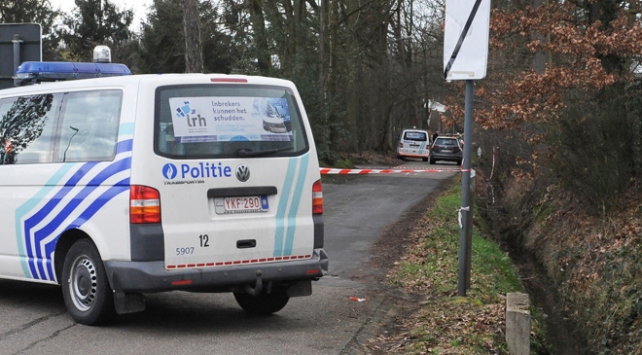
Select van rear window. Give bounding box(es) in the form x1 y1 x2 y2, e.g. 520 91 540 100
403 131 427 141
154 85 309 159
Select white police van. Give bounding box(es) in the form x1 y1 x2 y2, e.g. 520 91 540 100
396 128 430 161
0 56 327 325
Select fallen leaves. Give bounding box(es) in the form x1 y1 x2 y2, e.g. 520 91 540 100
364 184 514 354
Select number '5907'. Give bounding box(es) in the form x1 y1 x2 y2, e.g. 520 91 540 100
175 247 195 255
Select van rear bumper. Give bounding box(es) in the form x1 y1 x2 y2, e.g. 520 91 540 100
104 248 329 294
397 148 430 158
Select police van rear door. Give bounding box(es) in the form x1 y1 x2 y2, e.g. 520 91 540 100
148 77 319 270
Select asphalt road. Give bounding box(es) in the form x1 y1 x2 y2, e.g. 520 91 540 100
0 160 457 355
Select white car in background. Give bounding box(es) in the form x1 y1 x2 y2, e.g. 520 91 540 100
396 129 430 161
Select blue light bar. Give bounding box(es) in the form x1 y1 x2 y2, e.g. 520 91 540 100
15 61 132 85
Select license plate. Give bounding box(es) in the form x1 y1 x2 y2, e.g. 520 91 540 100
442 149 452 153
215 196 269 214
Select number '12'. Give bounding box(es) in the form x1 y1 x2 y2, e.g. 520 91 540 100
199 234 210 247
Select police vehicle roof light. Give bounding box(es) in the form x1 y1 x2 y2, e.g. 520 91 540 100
93 45 111 63
14 61 132 86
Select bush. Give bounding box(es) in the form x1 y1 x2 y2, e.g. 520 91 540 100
545 88 633 218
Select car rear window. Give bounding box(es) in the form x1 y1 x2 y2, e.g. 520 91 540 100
435 138 460 146
403 131 427 141
154 84 309 159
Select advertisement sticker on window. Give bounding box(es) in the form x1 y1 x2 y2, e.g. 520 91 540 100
168 97 292 143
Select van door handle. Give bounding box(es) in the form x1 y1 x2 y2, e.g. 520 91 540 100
237 239 256 249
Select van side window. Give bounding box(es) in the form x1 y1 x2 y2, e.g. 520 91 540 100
56 90 122 163
0 94 61 164
0 90 122 165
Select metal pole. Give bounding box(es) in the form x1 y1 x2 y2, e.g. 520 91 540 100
457 79 474 296
12 34 23 87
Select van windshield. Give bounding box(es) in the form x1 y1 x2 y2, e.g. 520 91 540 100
154 84 309 159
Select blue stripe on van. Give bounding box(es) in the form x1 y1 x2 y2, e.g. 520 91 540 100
41 180 130 281
15 164 75 278
274 158 298 256
22 162 98 278
28 158 131 279
116 139 133 155
284 154 309 255
19 132 133 281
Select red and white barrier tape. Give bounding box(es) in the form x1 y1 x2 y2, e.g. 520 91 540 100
320 167 461 175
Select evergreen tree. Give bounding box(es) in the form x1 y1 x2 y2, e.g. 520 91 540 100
137 0 240 74
58 0 133 62
137 0 185 74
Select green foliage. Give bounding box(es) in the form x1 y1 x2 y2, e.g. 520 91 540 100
471 232 523 302
135 0 240 75
136 0 184 74
333 158 354 169
546 87 633 218
57 0 134 62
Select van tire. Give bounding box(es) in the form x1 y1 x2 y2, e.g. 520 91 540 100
233 286 289 315
422 157 428 162
62 239 115 325
430 158 435 165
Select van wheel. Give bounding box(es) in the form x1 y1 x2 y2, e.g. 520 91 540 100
430 158 435 165
233 286 289 315
62 239 115 325
422 157 428 162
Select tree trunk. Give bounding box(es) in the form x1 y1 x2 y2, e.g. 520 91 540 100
319 0 327 102
345 0 360 152
250 0 270 76
293 0 307 80
530 0 546 73
182 0 203 73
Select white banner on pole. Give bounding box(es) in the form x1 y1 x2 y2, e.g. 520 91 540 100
443 0 491 81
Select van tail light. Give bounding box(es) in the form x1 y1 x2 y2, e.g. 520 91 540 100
130 185 161 224
312 179 323 215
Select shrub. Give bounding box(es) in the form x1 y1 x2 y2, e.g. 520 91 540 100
545 88 633 218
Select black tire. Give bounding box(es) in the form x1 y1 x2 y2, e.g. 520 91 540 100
456 159 462 166
397 155 405 160
422 157 428 162
429 158 435 165
62 239 115 325
234 286 290 315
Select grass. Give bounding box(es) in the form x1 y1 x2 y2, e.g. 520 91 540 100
375 179 545 354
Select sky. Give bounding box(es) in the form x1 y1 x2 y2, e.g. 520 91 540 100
53 0 152 29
